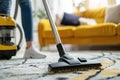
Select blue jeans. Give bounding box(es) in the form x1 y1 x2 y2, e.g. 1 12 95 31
0 0 33 41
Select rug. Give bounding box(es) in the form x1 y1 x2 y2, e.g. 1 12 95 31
0 51 120 80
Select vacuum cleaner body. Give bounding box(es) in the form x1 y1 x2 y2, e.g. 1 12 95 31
0 15 17 59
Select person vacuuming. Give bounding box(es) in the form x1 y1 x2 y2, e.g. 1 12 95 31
0 0 46 59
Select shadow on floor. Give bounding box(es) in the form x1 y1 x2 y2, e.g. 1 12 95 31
70 44 120 51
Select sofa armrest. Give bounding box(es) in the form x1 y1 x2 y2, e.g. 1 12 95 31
38 19 50 49
38 19 75 49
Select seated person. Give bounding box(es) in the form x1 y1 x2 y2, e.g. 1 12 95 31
55 12 97 26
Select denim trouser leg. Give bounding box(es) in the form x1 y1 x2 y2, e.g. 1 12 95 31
19 0 33 41
0 0 12 15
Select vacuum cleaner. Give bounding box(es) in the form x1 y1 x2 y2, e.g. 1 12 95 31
0 1 23 60
42 0 102 73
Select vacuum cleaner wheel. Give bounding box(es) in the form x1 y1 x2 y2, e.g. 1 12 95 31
0 50 16 60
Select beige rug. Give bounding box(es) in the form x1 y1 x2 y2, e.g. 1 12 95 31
0 51 120 80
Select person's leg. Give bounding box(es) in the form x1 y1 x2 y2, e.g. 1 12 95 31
19 0 46 59
0 0 12 15
18 0 33 47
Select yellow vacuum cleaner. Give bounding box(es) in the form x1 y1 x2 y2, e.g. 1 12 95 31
0 14 23 60
42 0 102 73
0 1 23 60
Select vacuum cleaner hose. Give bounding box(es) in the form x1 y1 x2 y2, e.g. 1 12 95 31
13 0 19 20
14 0 23 51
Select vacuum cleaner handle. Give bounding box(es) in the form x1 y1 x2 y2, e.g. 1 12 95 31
42 0 68 57
42 0 62 44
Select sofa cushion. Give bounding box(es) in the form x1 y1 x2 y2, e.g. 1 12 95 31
43 26 75 38
74 7 106 23
104 4 120 23
74 23 116 37
61 12 80 26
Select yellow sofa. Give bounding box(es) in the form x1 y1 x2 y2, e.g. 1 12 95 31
38 7 120 49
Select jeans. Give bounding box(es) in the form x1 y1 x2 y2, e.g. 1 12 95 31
0 0 33 41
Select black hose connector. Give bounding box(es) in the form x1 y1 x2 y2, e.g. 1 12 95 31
17 45 20 51
56 43 66 57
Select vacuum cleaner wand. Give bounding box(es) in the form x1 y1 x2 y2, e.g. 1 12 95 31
42 0 66 57
42 0 102 74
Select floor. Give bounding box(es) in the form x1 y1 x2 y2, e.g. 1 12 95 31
1 50 120 80
1 30 120 80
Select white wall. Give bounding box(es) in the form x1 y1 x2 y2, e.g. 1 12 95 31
89 0 108 8
116 0 120 4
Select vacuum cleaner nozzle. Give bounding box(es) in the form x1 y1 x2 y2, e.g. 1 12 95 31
48 51 102 74
47 43 102 74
